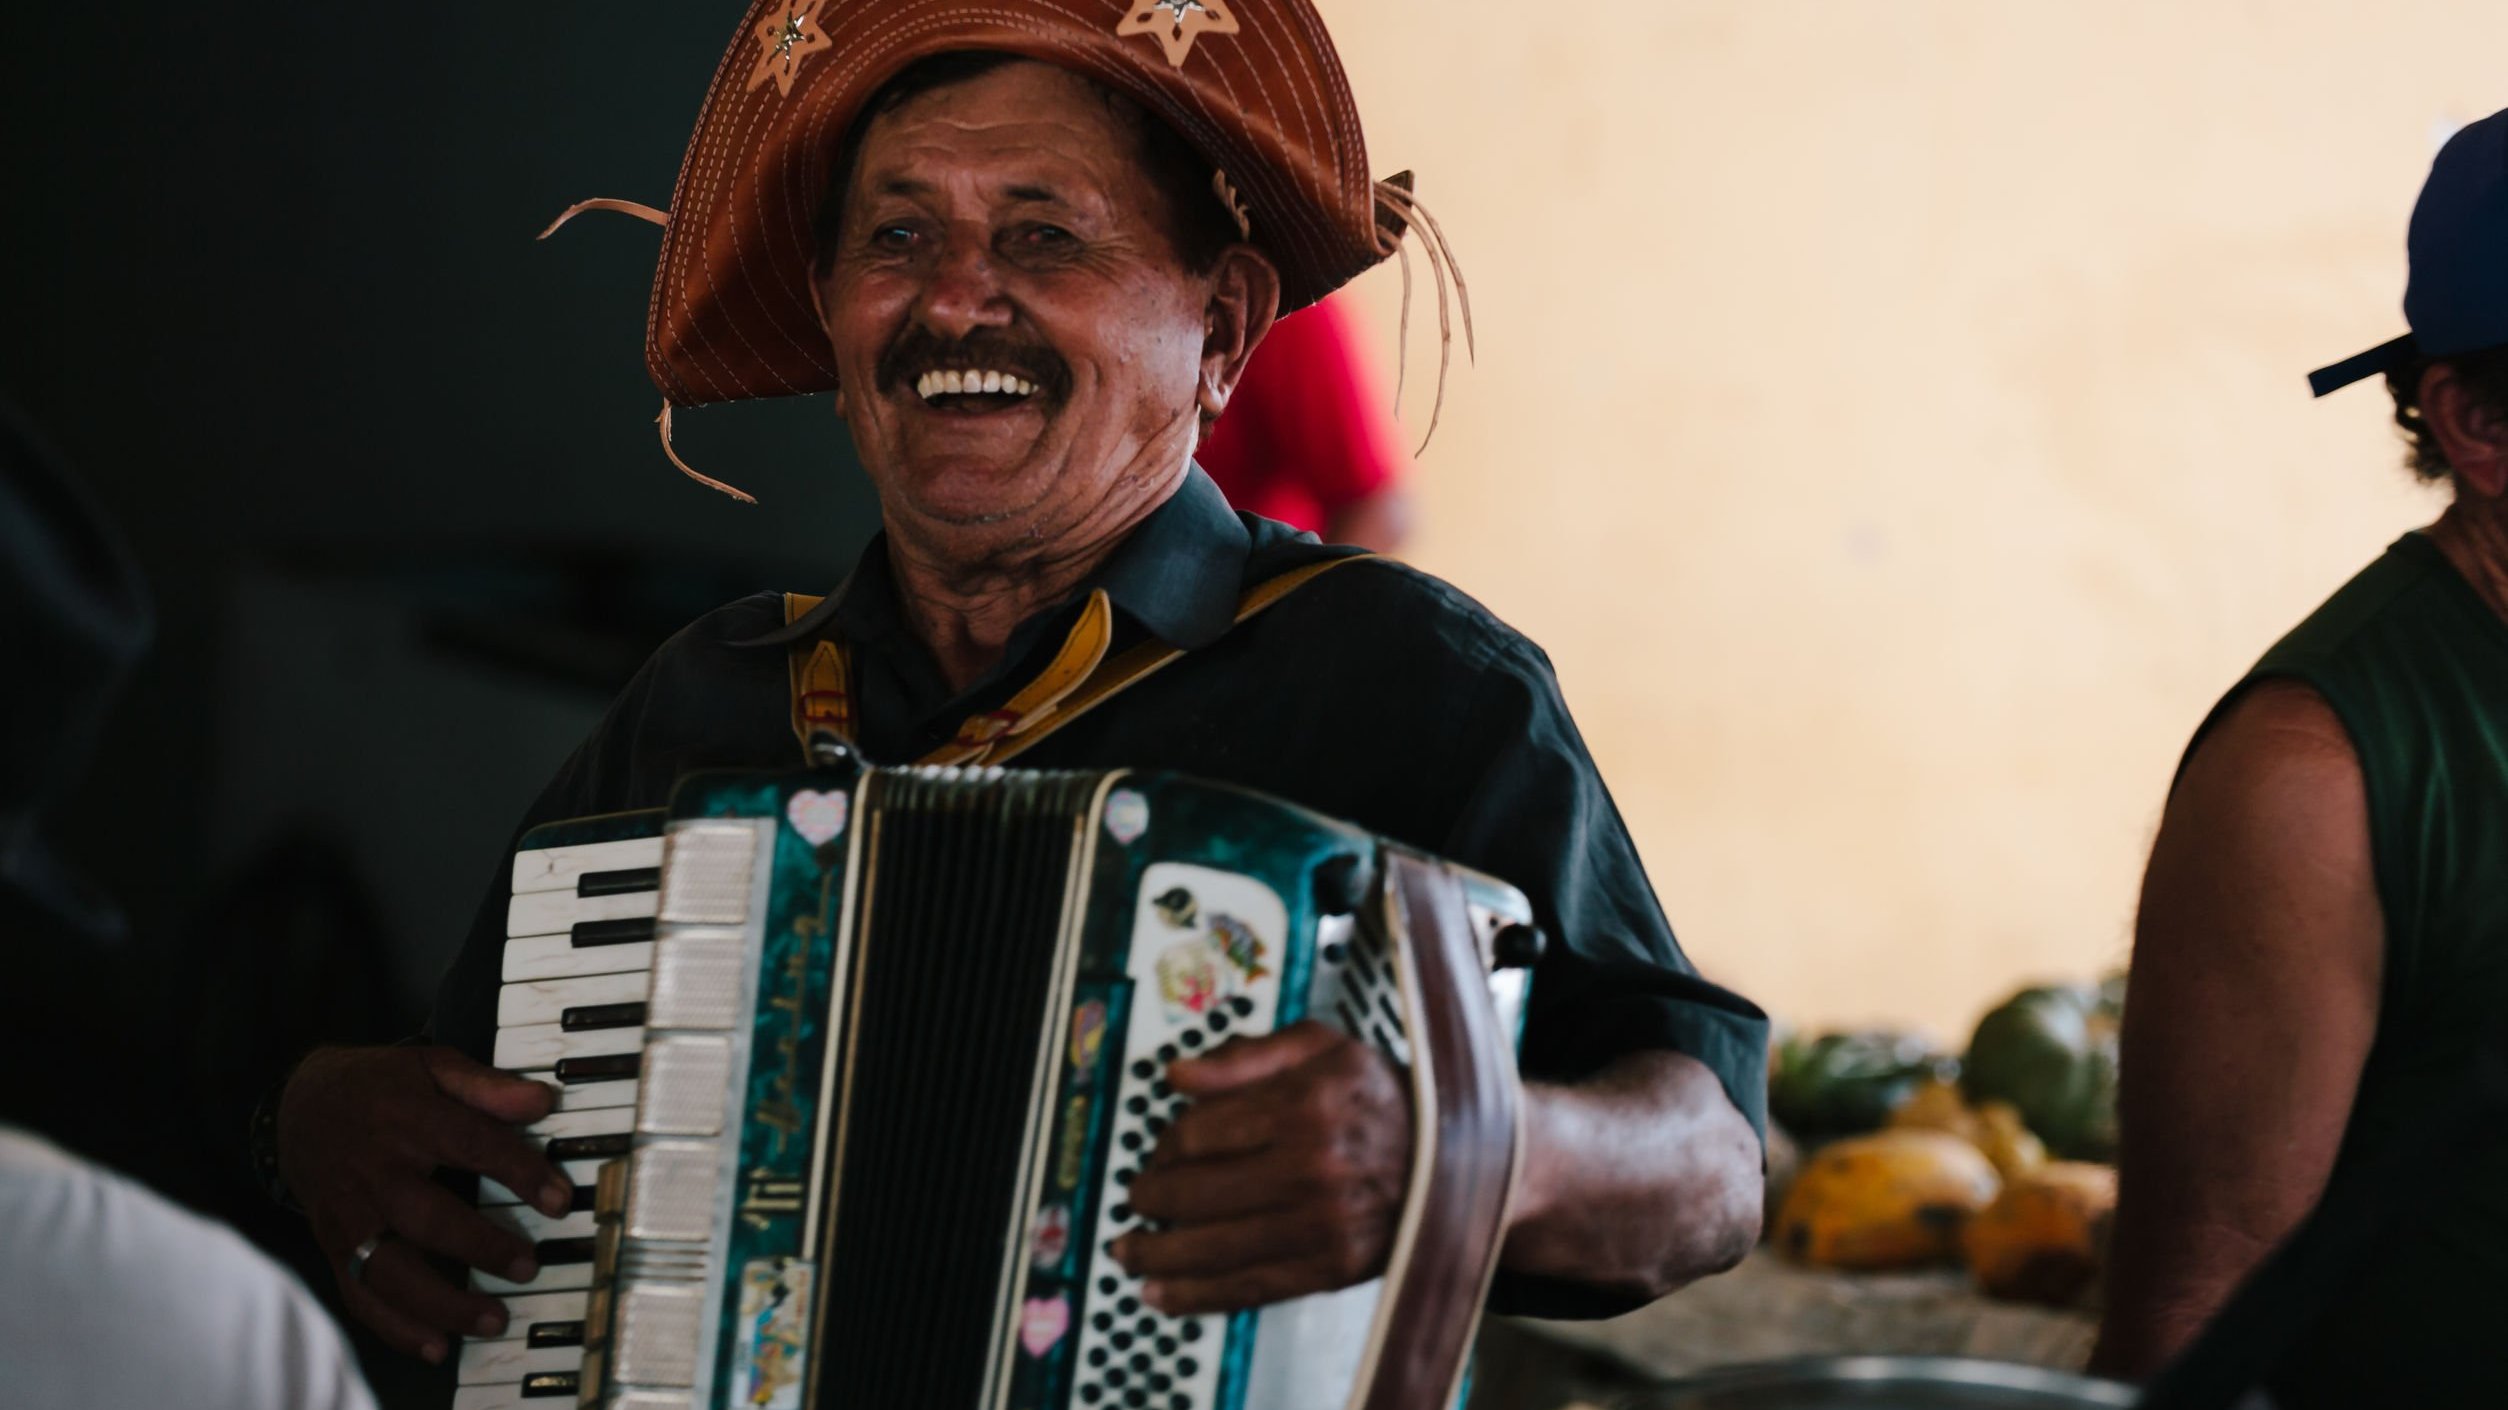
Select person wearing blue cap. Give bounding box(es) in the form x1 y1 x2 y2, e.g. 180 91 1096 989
2093 111 2508 1397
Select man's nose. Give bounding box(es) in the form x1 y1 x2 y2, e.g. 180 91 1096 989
914 236 1013 339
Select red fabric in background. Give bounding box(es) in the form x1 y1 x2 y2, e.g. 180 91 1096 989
1195 291 1408 534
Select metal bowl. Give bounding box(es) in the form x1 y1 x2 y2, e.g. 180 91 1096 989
1617 1356 2139 1410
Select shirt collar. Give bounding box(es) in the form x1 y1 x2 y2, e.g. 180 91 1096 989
735 465 1252 652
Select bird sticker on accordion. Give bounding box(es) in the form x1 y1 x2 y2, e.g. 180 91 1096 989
465 760 1542 1410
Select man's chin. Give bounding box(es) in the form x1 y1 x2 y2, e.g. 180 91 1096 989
881 453 1059 530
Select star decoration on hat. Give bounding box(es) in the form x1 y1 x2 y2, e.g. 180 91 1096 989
747 1 832 96
1117 0 1240 70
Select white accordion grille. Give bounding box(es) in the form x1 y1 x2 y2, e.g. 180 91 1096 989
638 1035 733 1137
612 1280 707 1388
646 930 747 1031
657 823 759 924
628 1141 722 1244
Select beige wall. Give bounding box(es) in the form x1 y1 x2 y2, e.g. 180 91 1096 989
1318 1 2505 1039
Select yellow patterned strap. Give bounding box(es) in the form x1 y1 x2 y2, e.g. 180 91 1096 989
977 553 1372 767
782 554 1373 767
917 588 1117 766
784 591 849 758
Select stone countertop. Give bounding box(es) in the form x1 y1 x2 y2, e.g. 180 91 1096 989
1497 1249 2098 1382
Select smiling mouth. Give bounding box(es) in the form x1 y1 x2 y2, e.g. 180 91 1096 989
912 367 1042 412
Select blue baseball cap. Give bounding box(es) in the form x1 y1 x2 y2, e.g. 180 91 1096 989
2310 107 2508 397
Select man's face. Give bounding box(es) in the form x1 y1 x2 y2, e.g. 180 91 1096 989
819 60 1229 548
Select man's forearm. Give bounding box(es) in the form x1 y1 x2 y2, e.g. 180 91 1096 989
1501 1049 1762 1299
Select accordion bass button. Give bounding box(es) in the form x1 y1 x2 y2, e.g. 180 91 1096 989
1491 923 1549 970
1311 852 1372 917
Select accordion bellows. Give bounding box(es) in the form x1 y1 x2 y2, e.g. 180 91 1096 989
462 761 1538 1410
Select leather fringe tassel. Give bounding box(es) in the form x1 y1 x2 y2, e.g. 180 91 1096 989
1371 179 1475 454
537 198 670 240
657 400 759 504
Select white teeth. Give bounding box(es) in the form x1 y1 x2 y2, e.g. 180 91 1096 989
913 369 1037 403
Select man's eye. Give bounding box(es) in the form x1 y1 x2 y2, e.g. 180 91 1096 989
871 225 919 251
1021 224 1076 248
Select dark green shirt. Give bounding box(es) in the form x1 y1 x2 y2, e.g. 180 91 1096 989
2190 532 2508 1401
431 467 1767 1319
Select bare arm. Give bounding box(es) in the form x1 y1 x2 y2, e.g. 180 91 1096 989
1119 1026 1758 1313
2089 681 2384 1379
1503 1049 1762 1298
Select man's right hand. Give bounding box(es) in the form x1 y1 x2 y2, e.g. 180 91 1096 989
277 1045 574 1364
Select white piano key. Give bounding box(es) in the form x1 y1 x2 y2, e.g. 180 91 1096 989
495 1021 644 1071
507 887 657 941
458 1337 584 1385
500 933 654 983
526 1104 636 1142
481 1204 597 1245
511 835 665 896
497 971 650 1028
471 1289 588 1341
471 1260 593 1296
535 1076 639 1112
480 1159 602 1207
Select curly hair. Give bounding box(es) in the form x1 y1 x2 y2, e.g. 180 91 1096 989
2384 344 2508 482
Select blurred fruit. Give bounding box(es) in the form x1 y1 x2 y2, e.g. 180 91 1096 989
1769 1030 1959 1143
1963 984 2120 1160
1964 1161 2117 1306
1772 1129 2002 1271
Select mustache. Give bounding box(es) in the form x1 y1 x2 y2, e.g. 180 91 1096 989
876 326 1071 400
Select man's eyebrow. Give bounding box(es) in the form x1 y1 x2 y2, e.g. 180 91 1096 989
1002 183 1068 205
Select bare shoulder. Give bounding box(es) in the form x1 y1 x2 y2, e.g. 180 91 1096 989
2169 678 2366 843
2144 675 2380 974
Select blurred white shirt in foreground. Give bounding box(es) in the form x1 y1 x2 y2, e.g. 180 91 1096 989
0 1125 376 1410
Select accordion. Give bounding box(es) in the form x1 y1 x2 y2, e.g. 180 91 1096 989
459 762 1542 1410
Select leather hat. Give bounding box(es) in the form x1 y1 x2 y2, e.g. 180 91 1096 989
594 0 1421 420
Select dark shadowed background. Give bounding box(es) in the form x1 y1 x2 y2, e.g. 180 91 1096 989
2 5 875 1400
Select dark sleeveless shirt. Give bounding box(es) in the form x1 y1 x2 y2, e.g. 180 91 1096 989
2188 532 2508 1402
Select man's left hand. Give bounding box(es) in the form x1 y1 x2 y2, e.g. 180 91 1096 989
1113 1020 1413 1315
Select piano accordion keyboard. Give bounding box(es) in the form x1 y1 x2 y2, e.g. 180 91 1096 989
472 831 664 1410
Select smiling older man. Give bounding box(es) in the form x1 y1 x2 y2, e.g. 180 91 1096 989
267 0 1767 1380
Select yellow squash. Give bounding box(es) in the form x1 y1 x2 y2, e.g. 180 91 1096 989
1963 1161 2117 1305
1773 1129 2002 1270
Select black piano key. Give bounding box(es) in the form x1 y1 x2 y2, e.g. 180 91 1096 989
546 1132 633 1161
536 1236 598 1267
520 1371 580 1398
570 1182 597 1214
559 1001 646 1032
553 1052 640 1084
570 916 655 948
575 866 659 898
526 1320 586 1349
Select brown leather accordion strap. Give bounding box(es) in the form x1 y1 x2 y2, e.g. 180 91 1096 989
1363 851 1524 1410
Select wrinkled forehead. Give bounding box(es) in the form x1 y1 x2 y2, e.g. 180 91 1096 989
841 58 1166 210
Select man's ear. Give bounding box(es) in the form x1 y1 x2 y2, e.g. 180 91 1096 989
1198 247 1282 420
2423 361 2508 498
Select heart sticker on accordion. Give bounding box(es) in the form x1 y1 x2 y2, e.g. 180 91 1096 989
786 790 849 847
1020 1293 1071 1356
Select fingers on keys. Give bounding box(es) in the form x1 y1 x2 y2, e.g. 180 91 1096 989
385 1178 538 1285
355 1238 512 1353
424 1046 559 1125
432 1101 573 1219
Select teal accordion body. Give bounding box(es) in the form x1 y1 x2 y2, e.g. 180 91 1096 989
460 761 1534 1410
